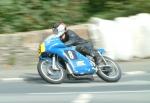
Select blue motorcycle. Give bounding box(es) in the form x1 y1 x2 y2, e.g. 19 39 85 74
37 35 121 84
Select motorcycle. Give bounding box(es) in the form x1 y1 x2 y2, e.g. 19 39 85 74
37 35 121 84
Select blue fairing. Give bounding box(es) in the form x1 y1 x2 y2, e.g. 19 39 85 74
44 35 67 60
65 50 95 75
41 35 95 75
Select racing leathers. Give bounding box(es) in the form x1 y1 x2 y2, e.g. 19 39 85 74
60 29 100 65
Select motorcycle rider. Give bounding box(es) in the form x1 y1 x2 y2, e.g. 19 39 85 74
52 22 100 65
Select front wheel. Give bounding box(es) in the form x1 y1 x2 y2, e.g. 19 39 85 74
37 59 65 84
97 56 121 82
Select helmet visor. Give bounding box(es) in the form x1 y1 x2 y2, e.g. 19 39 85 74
53 24 66 37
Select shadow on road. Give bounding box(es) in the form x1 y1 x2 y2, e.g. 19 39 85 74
20 73 104 84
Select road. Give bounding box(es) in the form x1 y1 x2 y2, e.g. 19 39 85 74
0 59 150 103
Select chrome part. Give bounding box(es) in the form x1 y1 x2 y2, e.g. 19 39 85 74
52 55 59 70
66 63 73 74
97 51 107 64
98 65 111 68
86 55 96 67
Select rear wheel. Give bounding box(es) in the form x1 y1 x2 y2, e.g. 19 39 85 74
97 56 121 82
37 59 65 84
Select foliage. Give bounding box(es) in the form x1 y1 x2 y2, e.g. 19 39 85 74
0 0 149 33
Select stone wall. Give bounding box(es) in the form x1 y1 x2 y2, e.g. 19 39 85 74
88 13 150 60
0 24 89 68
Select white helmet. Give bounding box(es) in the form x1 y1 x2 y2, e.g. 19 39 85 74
52 23 66 37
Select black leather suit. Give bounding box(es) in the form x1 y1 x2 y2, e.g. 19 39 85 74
60 30 94 56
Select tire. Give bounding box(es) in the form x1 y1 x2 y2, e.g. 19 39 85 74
37 59 65 84
97 56 121 82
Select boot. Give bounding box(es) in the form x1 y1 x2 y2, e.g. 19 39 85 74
83 49 101 65
93 51 101 65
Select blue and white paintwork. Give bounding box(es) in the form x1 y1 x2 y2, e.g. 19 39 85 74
39 35 105 75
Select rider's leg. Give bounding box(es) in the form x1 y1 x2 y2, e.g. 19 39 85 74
76 43 100 65
84 42 101 65
76 43 93 56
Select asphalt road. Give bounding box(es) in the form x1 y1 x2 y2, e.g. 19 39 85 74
0 59 150 103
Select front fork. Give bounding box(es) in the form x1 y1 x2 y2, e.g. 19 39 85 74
96 51 111 71
97 51 107 64
52 55 59 70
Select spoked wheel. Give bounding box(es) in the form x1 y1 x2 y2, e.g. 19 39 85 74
97 56 121 82
37 59 65 84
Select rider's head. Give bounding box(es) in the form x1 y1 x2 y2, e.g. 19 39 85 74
52 22 67 38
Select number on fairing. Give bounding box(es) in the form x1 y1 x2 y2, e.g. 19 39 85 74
68 51 74 59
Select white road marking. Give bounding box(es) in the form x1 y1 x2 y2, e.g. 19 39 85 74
1 78 25 81
124 71 146 75
72 94 93 103
28 90 150 95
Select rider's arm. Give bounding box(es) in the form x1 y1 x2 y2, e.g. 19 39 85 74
64 39 76 46
64 30 77 46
